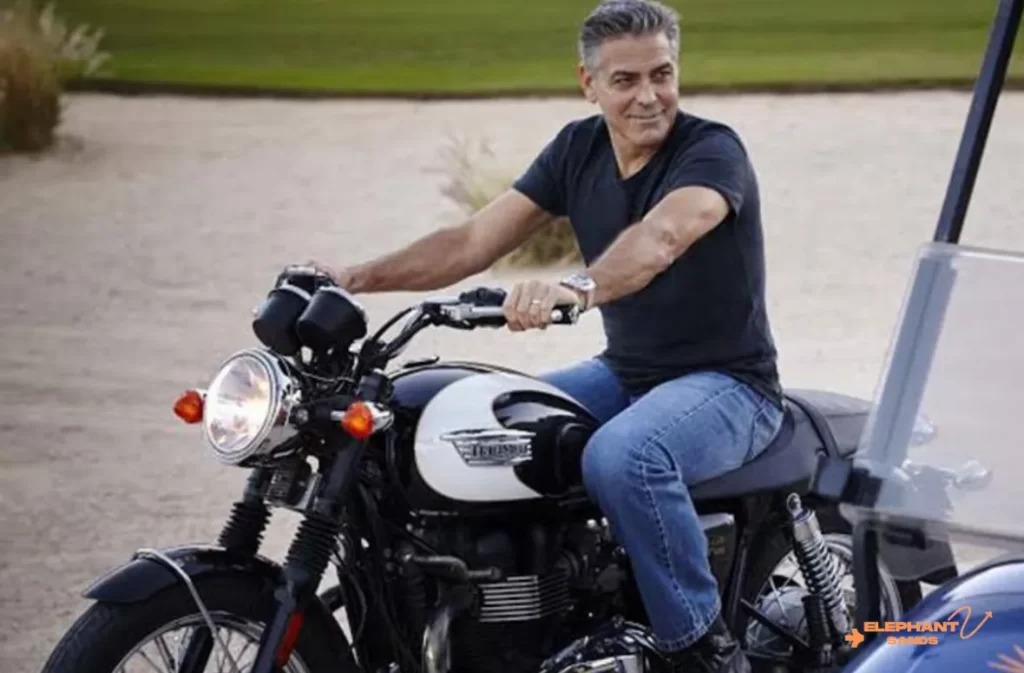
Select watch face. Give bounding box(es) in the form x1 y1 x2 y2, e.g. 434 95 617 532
569 274 596 291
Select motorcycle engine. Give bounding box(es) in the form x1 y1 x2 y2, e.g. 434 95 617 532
409 518 629 673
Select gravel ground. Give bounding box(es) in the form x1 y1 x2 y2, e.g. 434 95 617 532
2 90 1024 672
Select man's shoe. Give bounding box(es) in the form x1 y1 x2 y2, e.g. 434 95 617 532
659 615 751 673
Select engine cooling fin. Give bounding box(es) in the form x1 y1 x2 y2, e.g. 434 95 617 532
476 568 572 623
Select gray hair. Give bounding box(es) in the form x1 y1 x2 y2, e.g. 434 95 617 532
578 0 681 72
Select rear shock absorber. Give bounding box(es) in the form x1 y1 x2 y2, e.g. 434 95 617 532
786 494 850 640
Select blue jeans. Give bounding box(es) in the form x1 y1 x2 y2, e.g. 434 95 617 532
540 357 785 650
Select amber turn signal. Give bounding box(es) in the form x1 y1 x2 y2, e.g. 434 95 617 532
174 389 204 424
341 401 374 439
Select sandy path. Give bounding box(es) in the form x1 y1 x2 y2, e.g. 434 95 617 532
2 91 1024 671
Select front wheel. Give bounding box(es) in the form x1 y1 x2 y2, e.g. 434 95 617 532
41 574 357 673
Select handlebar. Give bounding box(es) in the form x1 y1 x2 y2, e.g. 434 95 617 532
269 266 586 393
355 284 581 375
434 302 579 327
421 285 581 329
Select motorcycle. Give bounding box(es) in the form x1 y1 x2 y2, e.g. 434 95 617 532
39 265 959 673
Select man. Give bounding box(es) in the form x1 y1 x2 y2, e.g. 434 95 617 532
311 1 783 671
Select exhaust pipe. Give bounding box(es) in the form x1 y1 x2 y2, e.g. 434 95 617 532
422 587 475 673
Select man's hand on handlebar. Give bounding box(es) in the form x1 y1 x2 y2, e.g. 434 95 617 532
305 259 353 289
503 280 583 332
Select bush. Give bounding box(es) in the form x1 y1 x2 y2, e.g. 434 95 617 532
0 1 109 153
0 17 59 151
434 133 582 270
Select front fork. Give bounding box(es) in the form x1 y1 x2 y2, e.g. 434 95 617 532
174 434 369 673
250 429 368 673
174 467 275 673
178 369 391 673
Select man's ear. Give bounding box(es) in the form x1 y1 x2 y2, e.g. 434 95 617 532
576 62 597 104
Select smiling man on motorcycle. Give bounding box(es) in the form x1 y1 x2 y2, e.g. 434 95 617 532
312 1 783 672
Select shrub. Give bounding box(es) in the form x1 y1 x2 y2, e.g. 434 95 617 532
0 16 60 151
434 133 582 270
0 1 109 153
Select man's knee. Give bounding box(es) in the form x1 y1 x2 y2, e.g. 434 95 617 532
580 423 626 500
580 420 662 502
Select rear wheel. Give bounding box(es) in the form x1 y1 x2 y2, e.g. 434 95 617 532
41 574 357 673
737 509 922 672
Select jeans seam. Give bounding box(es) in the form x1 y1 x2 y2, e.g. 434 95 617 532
632 380 743 648
745 397 769 460
637 450 698 624
654 599 720 651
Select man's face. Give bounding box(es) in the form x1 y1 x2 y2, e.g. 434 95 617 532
578 32 679 153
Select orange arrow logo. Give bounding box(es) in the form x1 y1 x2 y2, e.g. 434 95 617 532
846 628 865 649
946 606 992 639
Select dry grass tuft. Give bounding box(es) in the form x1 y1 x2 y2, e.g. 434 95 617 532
433 132 582 270
0 1 109 153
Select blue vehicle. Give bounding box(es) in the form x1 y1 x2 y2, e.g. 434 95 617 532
808 0 1024 670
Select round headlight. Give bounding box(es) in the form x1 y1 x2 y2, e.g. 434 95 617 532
201 348 300 465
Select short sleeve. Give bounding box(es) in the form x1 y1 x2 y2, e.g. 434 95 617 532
663 130 750 215
512 124 572 217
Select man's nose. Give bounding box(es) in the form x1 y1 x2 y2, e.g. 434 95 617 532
636 81 657 104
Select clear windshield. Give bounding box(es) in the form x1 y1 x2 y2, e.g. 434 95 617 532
841 241 1024 575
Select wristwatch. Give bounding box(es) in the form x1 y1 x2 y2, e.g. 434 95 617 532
559 272 597 312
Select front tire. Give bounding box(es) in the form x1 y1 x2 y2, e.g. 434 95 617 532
41 574 357 673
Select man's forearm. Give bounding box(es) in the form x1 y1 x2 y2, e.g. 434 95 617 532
344 226 480 293
587 220 678 307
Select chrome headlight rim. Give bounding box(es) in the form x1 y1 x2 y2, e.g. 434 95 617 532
201 347 301 465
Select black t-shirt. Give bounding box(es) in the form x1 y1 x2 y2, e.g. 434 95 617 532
513 109 782 407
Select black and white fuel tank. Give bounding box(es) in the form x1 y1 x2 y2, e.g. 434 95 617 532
385 359 600 515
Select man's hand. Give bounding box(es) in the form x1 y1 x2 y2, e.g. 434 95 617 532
503 280 582 332
306 259 354 289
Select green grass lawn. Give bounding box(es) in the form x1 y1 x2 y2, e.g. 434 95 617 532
55 0 1024 95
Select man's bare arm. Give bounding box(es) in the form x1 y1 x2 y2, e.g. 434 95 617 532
336 189 557 293
586 185 731 307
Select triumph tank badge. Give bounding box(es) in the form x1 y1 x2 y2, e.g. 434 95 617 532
439 428 535 467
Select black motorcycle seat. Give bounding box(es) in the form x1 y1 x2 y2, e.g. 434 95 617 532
689 388 872 503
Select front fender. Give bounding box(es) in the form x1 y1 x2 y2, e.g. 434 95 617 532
84 544 285 603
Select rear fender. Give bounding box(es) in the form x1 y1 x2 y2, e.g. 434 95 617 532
84 544 282 603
